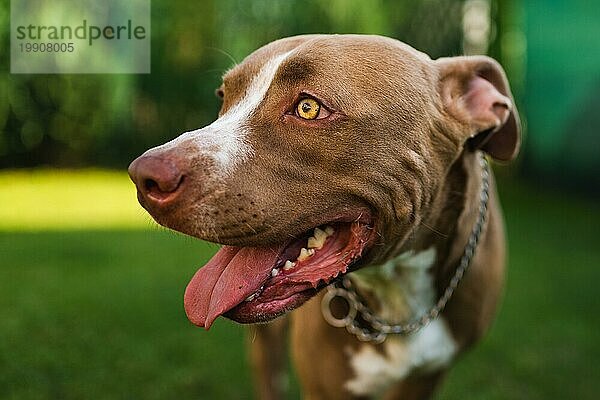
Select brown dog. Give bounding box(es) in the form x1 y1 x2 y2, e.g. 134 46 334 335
129 34 520 399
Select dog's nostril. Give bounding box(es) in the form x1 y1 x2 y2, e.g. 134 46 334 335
129 154 186 204
144 178 159 192
143 175 185 198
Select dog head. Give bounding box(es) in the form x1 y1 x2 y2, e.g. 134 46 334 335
128 34 519 328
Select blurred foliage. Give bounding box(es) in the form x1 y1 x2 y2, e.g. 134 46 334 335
2 0 599 196
0 0 468 169
520 0 600 193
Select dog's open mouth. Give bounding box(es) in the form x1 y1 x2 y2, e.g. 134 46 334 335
184 218 374 329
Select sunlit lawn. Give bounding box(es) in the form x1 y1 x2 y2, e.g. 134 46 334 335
0 170 598 399
0 170 152 231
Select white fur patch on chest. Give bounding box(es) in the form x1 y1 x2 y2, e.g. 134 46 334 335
150 50 293 175
344 248 457 397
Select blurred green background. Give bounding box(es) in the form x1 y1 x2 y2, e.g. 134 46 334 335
1 0 599 399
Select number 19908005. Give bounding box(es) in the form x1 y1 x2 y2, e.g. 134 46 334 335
19 42 74 53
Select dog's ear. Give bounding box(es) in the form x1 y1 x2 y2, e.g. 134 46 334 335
436 55 521 162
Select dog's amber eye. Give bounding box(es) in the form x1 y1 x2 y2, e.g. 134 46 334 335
296 98 321 120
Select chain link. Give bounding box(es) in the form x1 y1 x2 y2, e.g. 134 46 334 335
321 153 490 343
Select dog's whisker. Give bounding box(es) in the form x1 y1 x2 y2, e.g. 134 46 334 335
206 46 239 67
418 221 448 238
245 222 258 234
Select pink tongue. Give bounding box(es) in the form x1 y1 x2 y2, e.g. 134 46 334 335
184 244 284 329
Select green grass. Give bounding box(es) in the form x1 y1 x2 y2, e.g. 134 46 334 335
0 170 150 230
0 172 599 399
439 180 600 399
0 230 255 399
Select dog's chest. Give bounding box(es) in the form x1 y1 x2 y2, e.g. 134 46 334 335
343 248 457 397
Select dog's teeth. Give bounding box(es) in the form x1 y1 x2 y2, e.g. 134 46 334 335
314 227 327 240
283 260 295 270
308 227 328 249
307 236 325 249
271 268 280 277
308 248 315 256
324 226 334 236
298 248 310 261
245 293 258 302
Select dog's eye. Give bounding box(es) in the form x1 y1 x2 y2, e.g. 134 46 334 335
296 98 321 120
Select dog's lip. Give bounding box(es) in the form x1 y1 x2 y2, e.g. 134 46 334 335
183 209 377 329
224 286 320 324
205 217 377 326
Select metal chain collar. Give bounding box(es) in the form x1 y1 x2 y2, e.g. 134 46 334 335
321 153 490 344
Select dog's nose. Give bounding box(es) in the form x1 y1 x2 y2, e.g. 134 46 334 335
128 154 185 206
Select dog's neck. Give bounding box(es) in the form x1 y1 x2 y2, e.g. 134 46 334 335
349 151 484 321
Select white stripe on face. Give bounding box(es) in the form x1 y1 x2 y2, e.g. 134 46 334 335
151 50 293 175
